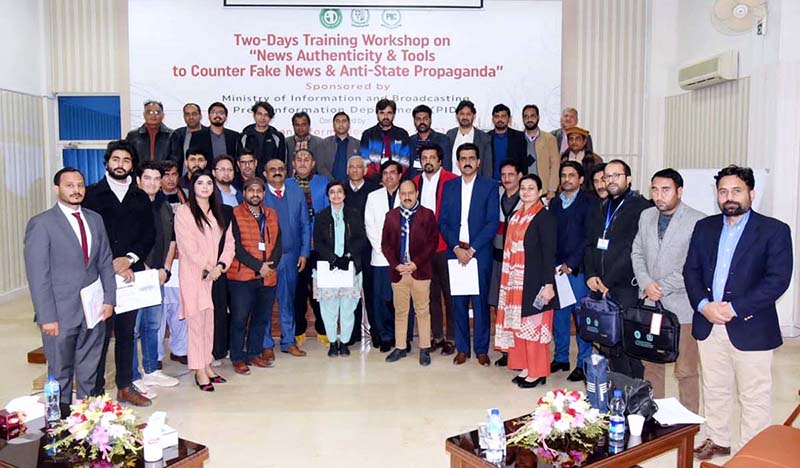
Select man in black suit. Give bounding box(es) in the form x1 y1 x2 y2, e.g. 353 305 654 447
208 102 241 158
83 139 155 407
169 103 213 173
488 104 527 180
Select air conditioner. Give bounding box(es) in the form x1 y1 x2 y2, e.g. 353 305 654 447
678 50 739 90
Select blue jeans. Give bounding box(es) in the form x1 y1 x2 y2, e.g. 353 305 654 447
133 288 164 379
229 280 276 363
264 254 298 351
553 272 592 366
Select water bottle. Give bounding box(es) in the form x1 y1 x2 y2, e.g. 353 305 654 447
608 389 626 451
44 376 61 424
485 408 506 465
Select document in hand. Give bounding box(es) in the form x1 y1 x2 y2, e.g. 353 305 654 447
316 261 355 288
554 267 577 308
448 258 480 296
80 278 105 329
115 269 162 314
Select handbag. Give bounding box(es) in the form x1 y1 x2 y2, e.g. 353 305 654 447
608 371 659 421
622 299 681 364
583 354 610 413
576 292 623 347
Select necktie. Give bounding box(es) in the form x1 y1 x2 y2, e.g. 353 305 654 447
276 189 283 199
72 212 89 265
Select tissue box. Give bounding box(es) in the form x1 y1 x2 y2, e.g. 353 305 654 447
161 424 178 449
0 410 23 440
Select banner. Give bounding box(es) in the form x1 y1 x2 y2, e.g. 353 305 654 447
129 0 562 138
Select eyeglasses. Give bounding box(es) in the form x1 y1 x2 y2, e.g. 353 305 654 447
146 110 162 116
267 167 286 173
210 111 226 116
214 167 234 173
602 173 625 182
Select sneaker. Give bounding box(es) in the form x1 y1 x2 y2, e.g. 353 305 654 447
132 379 157 399
142 370 180 388
210 359 222 368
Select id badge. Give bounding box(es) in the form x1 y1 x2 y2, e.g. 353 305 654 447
596 238 610 251
258 242 266 251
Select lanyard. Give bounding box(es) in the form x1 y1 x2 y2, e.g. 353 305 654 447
603 193 629 238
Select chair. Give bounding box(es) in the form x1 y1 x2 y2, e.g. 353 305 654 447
700 389 800 468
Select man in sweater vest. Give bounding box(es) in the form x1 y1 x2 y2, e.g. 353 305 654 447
228 178 282 375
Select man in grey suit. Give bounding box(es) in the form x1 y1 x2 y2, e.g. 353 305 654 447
631 168 704 413
287 111 324 176
445 100 493 179
317 111 361 181
24 168 116 414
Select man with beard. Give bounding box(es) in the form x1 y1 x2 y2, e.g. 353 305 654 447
552 107 594 154
412 143 458 355
521 105 560 198
261 159 309 359
207 102 241 158
562 126 603 192
233 150 258 193
488 104 526 181
409 105 451 179
24 167 116 417
445 100 492 178
126 100 173 165
180 147 209 193
584 159 650 379
590 163 608 200
169 103 213 173
684 165 792 461
318 112 361 182
241 101 288 178
439 143 499 366
227 177 282 375
83 140 155 406
287 112 324 174
360 99 412 180
212 154 243 207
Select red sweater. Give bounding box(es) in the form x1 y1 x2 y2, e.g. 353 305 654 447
412 168 458 252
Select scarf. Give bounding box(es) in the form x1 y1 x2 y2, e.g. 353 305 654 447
294 175 314 218
399 201 419 263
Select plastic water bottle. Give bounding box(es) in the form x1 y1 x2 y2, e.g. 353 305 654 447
485 408 506 465
44 376 61 424
608 389 626 451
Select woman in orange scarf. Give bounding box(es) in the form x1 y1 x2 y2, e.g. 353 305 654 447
495 174 558 388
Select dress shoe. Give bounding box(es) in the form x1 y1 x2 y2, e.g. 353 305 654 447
379 342 392 353
282 345 307 357
567 367 586 382
693 439 731 461
405 341 412 353
194 376 214 392
117 386 152 407
328 342 339 357
339 343 350 356
170 353 188 365
550 360 570 373
247 356 273 368
440 341 456 356
209 374 227 384
494 353 508 367
430 338 444 351
233 362 251 375
419 349 431 366
295 333 306 347
477 354 491 367
261 348 275 363
385 348 407 362
517 377 546 388
157 360 163 370
453 352 468 365
317 334 330 345
512 376 526 385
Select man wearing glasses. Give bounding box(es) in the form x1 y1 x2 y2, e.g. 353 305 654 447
125 100 173 166
169 103 213 174
233 150 258 193
212 154 243 207
584 159 651 378
208 102 241 158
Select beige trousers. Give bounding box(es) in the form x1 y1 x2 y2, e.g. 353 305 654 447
697 324 773 448
392 275 431 349
643 323 700 413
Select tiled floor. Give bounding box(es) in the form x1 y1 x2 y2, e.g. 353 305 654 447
1 297 798 468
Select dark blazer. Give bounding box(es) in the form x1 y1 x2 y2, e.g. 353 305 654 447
314 206 368 274
584 191 651 307
83 177 155 272
24 205 117 328
170 126 214 173
318 135 361 180
549 190 595 273
408 130 452 179
125 124 173 164
438 176 500 268
521 207 558 316
213 128 242 158
488 128 528 167
381 206 439 282
683 210 793 351
444 127 494 178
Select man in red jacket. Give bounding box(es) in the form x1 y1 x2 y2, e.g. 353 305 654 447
412 143 458 355
381 180 439 366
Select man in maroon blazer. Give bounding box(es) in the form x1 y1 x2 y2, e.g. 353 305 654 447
381 180 439 366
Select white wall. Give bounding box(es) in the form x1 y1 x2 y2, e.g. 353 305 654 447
0 0 49 95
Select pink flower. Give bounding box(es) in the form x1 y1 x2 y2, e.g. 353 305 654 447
90 426 111 452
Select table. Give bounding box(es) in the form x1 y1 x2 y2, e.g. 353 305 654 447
0 431 209 468
445 415 699 468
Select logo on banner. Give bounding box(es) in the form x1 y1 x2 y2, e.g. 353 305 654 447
320 9 342 29
381 10 402 29
351 9 370 27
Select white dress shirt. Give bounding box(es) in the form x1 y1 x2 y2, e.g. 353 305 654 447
451 127 475 177
268 183 286 197
58 202 93 254
567 150 585 162
420 168 441 214
459 177 475 244
349 180 365 192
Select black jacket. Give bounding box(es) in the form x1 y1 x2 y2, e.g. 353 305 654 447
521 208 558 316
170 126 214 173
83 177 155 272
145 193 174 269
215 128 242 158
488 128 528 168
125 124 173 164
584 190 652 307
313 206 367 274
240 124 287 179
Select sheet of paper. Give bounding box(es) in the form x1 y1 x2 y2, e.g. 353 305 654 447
652 397 706 425
316 261 355 288
448 258 480 296
165 259 180 288
115 269 162 314
554 268 576 308
80 278 105 329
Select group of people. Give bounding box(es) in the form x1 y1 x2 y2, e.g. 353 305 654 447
24 97 792 462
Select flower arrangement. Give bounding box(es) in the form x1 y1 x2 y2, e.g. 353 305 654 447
45 394 142 465
507 389 607 468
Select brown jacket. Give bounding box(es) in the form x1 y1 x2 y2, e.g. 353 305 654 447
228 203 281 286
528 130 561 194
